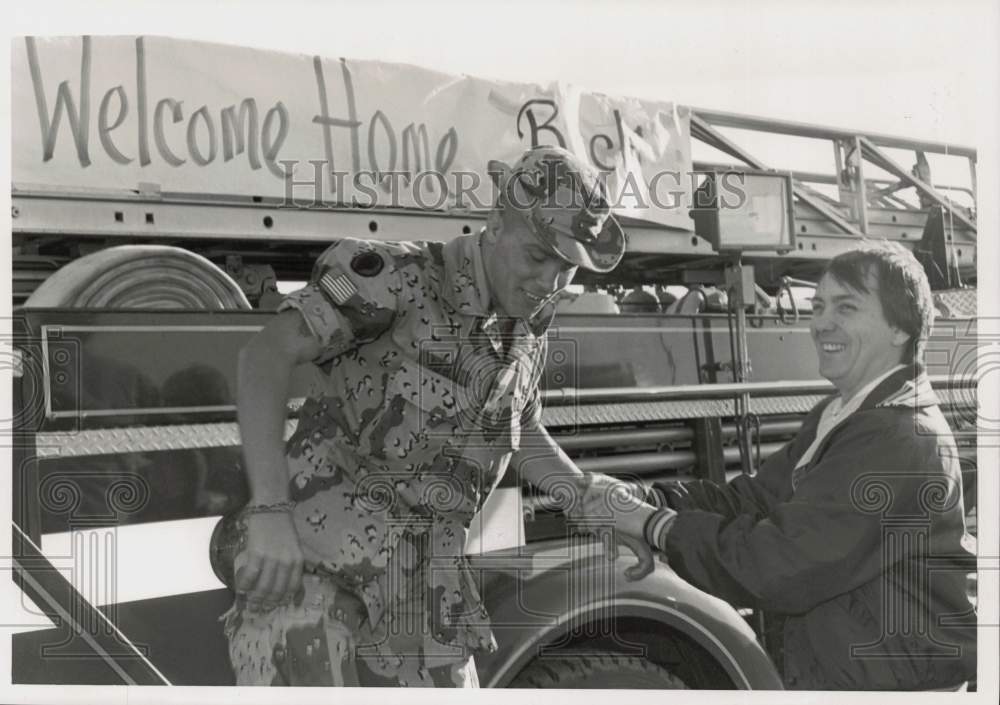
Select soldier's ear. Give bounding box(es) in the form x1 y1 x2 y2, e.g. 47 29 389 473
488 160 512 194
485 208 501 238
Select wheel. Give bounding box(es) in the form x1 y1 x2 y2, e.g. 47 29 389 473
23 245 251 309
509 651 689 689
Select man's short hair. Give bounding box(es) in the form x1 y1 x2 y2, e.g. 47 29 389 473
821 241 934 364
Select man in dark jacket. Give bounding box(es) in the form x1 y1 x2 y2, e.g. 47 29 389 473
591 242 977 689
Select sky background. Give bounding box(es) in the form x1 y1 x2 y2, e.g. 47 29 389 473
6 0 997 196
8 0 987 142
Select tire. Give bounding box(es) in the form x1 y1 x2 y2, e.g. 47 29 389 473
510 651 689 689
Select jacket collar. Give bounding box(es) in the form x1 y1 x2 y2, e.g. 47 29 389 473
792 362 938 488
860 362 939 411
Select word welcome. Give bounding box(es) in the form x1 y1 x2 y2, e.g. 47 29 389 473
24 36 461 191
21 35 692 219
26 37 289 177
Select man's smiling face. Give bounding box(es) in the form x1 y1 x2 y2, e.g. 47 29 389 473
809 270 910 400
484 210 578 320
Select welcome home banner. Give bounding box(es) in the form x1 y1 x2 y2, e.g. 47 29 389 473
13 36 695 230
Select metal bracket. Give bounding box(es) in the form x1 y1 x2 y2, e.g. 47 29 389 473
690 115 866 238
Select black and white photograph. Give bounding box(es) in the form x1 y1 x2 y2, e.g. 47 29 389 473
2 0 997 701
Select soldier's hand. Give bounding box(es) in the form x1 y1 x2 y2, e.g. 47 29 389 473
569 473 657 582
571 472 645 522
235 510 304 611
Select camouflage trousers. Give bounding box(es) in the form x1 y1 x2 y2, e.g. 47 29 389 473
222 571 479 687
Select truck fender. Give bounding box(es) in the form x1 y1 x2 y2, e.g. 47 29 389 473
472 545 782 689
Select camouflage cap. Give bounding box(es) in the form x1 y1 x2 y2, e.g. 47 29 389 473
488 145 626 273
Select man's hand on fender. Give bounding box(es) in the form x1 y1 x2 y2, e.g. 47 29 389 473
235 510 304 612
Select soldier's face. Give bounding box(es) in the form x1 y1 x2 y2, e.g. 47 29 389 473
487 214 578 319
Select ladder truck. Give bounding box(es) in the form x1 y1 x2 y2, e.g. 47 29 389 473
8 35 978 688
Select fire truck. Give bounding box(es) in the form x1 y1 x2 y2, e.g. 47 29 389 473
8 36 977 688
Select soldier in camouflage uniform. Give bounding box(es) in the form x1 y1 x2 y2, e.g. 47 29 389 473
222 146 650 686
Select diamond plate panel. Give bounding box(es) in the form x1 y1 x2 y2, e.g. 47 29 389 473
32 387 976 454
34 420 299 458
934 289 977 318
748 395 829 416
543 398 736 427
542 394 834 428
542 387 974 429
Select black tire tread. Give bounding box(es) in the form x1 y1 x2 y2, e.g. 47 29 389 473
511 651 688 689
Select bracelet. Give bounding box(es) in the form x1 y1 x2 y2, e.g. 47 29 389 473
244 500 296 516
642 510 660 548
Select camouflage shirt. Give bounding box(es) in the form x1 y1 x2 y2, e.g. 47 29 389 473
278 231 551 660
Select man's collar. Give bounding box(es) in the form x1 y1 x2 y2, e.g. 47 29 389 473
440 230 493 317
839 364 906 408
860 362 939 410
